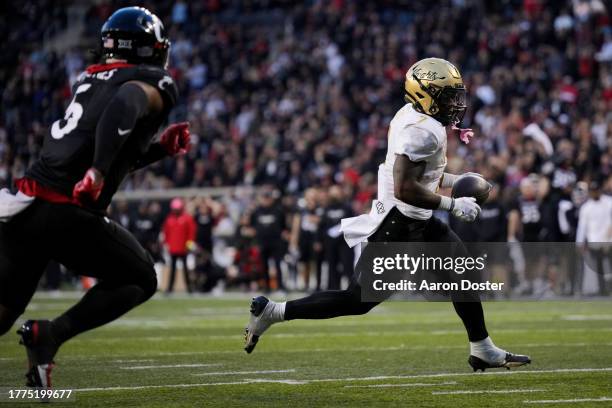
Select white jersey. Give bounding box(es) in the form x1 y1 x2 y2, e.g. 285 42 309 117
379 103 447 220
340 104 447 247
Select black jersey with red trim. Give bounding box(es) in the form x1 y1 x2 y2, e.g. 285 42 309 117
25 63 178 210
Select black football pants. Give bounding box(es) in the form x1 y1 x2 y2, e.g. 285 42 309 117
285 207 489 342
0 199 157 343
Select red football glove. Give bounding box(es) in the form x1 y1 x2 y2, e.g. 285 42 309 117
160 122 191 156
73 168 105 204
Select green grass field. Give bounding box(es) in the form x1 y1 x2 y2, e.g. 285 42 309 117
1 294 611 407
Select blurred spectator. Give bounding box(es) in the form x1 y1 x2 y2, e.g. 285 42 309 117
248 189 287 291
289 187 322 291
319 186 354 290
576 180 612 295
194 198 214 255
163 198 196 293
133 201 164 263
507 176 550 294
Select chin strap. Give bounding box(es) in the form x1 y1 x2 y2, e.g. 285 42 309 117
452 125 474 144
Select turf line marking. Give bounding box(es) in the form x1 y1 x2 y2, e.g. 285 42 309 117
80 341 612 358
433 388 545 395
243 379 310 385
76 379 301 392
3 341 610 362
121 363 222 370
113 359 155 363
63 327 612 343
524 397 612 404
313 367 612 383
563 314 612 321
74 367 612 393
345 381 457 388
193 369 296 376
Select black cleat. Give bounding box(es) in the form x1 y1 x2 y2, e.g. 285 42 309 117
468 353 531 372
244 296 272 354
17 320 59 391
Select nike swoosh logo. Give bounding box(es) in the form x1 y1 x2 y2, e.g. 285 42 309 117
118 128 131 136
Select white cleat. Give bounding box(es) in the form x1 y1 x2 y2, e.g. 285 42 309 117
244 296 278 354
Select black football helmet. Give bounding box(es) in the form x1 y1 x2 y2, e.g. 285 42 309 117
100 7 170 68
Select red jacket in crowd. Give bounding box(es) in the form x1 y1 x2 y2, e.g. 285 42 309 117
163 210 196 256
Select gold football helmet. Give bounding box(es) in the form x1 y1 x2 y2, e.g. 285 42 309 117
404 58 467 126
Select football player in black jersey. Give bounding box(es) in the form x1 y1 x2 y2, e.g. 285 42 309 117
0 7 190 390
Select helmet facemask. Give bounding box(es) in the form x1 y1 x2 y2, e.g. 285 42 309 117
412 74 467 126
435 86 467 126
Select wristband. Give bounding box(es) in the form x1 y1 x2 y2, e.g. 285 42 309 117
438 195 454 211
440 173 459 188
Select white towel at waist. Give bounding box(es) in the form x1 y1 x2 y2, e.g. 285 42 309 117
340 199 395 248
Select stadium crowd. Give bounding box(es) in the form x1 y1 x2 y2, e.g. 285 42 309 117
1 0 611 295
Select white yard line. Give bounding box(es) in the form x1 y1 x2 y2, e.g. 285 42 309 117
74 367 612 393
193 369 296 376
113 359 155 363
345 381 457 388
1 342 611 362
73 329 612 343
121 363 222 370
76 379 300 392
524 397 612 404
562 315 612 321
49 327 612 344
312 367 612 383
433 388 545 395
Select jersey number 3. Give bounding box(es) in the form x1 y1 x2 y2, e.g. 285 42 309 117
51 83 92 140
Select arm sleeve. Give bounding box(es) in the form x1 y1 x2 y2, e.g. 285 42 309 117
92 83 149 175
394 126 439 162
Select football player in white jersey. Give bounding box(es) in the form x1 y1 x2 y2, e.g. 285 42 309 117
244 58 531 371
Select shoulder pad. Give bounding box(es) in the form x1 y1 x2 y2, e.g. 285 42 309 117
402 126 440 162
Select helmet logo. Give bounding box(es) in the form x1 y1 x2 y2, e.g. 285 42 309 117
118 39 132 49
413 66 445 81
152 18 164 43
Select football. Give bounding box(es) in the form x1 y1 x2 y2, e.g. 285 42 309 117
451 174 492 205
